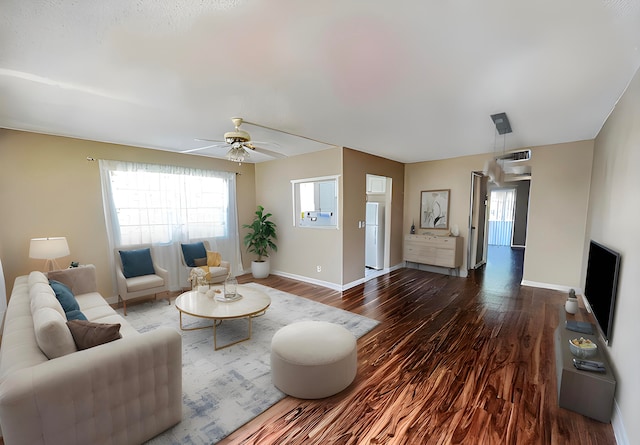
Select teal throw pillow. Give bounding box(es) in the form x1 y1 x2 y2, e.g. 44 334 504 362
181 242 207 267
119 248 156 278
49 279 80 313
66 309 88 321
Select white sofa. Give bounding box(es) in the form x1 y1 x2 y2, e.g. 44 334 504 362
0 265 182 445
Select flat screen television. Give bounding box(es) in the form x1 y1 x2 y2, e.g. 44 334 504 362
583 240 621 344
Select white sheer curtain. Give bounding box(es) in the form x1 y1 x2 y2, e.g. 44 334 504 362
99 160 243 295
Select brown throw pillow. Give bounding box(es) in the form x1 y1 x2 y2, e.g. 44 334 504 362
66 320 122 350
193 257 207 267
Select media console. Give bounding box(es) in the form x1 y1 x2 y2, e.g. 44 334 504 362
554 307 616 423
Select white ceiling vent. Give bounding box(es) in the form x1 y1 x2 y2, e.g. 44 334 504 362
497 149 531 162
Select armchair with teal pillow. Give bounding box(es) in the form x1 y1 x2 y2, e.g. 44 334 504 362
115 244 170 315
180 240 230 286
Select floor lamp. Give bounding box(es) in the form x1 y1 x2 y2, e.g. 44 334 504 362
29 237 70 272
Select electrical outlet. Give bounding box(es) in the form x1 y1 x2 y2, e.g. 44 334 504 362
316 265 322 272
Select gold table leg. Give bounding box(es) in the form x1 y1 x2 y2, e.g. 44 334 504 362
178 311 213 331
178 310 266 351
213 317 252 350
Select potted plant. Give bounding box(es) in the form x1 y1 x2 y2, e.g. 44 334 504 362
243 205 277 278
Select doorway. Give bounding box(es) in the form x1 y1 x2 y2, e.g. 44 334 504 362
468 173 530 281
365 174 392 279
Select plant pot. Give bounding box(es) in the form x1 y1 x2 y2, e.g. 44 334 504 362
251 260 270 279
565 297 579 314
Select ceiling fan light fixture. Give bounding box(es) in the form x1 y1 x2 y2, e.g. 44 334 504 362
226 145 249 164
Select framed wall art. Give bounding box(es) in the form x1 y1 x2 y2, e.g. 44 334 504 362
420 189 450 229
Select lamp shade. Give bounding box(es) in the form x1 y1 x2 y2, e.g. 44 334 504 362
29 237 70 260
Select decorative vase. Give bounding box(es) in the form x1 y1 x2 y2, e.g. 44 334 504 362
565 289 579 314
565 298 578 314
224 276 238 299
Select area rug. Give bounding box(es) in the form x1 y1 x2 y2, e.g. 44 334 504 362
118 283 380 445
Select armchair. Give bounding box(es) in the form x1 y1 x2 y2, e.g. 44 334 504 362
180 240 230 286
115 244 170 315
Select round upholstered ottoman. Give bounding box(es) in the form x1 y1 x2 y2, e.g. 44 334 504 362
271 321 357 399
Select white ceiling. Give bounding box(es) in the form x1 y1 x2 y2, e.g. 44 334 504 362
1 1 639 164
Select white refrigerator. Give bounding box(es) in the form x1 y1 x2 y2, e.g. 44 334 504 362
365 202 385 269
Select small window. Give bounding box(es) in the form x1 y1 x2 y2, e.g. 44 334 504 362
291 175 339 228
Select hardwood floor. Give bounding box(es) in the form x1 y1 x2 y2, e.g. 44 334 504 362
217 264 616 445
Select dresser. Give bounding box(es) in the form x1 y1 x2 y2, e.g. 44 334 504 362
404 235 463 273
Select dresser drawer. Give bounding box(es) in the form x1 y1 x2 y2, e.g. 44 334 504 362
403 235 462 269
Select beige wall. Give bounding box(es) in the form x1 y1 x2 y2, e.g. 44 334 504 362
254 148 344 286
343 148 404 285
522 140 594 288
404 141 594 285
253 147 404 288
405 152 489 277
587 67 640 443
0 129 257 299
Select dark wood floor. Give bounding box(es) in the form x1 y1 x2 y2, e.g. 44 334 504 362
218 255 615 445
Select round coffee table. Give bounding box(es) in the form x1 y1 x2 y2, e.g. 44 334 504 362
175 284 271 350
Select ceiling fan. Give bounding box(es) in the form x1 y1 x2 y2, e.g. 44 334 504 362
182 117 286 164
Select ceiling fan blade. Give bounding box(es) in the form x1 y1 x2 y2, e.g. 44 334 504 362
194 138 224 143
249 145 287 159
181 141 229 154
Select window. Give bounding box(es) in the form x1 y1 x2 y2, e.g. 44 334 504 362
108 169 229 245
488 188 516 246
291 175 339 228
99 160 242 291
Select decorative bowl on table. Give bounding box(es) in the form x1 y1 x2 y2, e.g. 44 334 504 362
569 337 597 359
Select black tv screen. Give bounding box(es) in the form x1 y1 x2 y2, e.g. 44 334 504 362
583 240 621 344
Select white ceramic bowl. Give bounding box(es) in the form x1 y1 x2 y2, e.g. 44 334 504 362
569 339 597 359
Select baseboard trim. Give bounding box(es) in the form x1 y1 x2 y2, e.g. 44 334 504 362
272 263 405 292
612 399 628 445
520 280 583 295
271 270 343 291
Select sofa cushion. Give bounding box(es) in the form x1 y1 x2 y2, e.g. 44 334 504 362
181 242 206 267
49 279 80 313
66 320 122 350
65 309 88 321
89 314 140 338
47 265 98 296
29 281 56 300
33 307 78 359
119 248 155 278
30 286 66 320
81 304 118 321
193 257 207 266
28 271 49 288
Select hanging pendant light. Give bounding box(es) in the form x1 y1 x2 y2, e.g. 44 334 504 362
484 112 512 186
